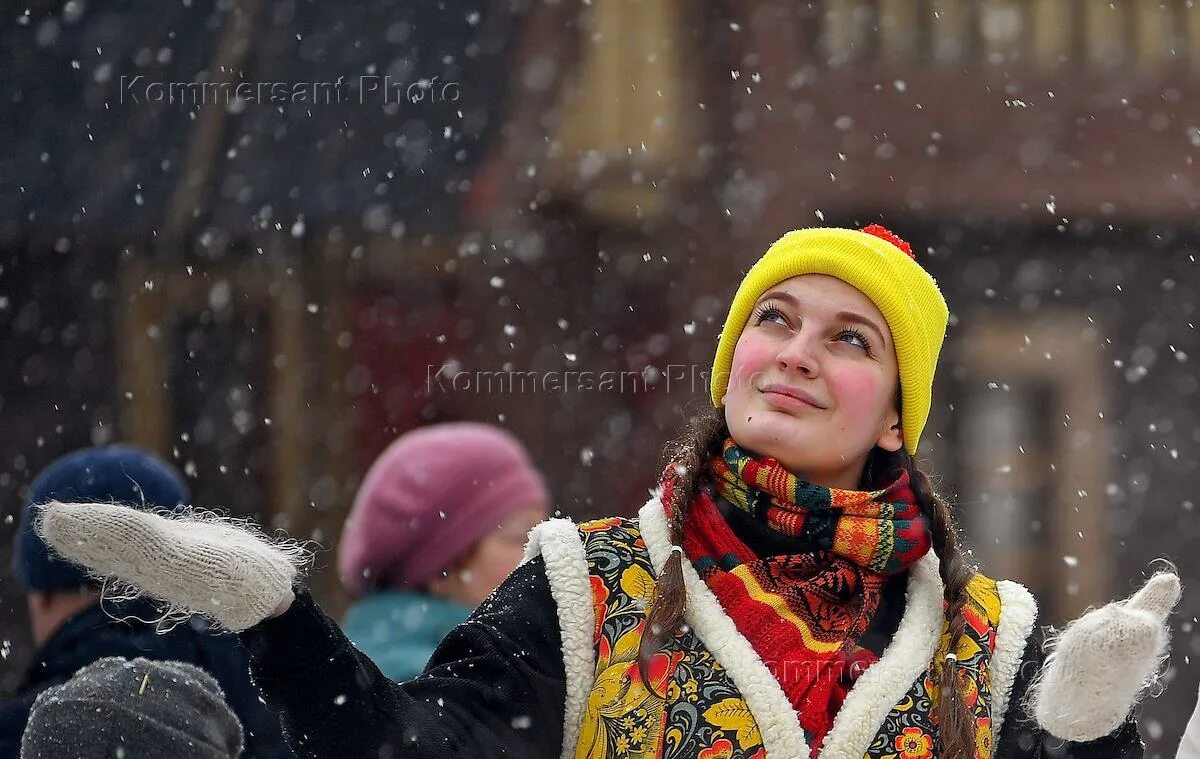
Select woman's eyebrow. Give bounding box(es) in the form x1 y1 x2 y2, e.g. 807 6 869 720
758 290 799 308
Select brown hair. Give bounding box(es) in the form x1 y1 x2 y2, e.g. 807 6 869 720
637 405 978 759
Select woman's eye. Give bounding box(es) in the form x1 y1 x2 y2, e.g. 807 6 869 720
753 305 788 326
838 329 871 351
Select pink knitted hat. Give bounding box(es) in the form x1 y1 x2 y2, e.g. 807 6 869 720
338 422 549 595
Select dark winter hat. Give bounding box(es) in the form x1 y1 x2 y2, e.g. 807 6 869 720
14 445 190 592
20 657 244 759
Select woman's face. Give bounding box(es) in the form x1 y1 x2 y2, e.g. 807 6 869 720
428 505 548 608
722 274 903 489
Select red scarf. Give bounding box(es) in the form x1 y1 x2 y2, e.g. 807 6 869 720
667 440 931 752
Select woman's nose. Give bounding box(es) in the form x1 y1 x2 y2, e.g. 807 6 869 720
776 334 818 378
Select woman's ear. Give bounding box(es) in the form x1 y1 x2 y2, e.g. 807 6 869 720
876 414 904 453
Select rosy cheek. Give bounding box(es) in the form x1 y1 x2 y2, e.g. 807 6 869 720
828 367 888 420
729 333 775 390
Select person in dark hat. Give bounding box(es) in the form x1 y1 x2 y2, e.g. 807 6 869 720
0 445 294 759
20 657 244 759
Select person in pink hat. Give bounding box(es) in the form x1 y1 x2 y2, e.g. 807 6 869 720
336 422 550 681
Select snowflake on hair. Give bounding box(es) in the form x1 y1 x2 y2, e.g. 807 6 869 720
861 224 915 260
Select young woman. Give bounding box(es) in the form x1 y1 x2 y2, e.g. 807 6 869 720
39 226 1177 759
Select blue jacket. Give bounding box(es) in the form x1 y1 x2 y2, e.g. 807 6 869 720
342 591 470 682
0 598 295 758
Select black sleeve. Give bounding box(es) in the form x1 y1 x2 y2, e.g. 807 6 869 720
240 556 568 759
995 626 1144 759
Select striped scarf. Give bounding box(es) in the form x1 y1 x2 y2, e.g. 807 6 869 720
710 439 932 572
671 439 931 754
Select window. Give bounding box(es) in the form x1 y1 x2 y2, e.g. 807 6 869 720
937 313 1114 624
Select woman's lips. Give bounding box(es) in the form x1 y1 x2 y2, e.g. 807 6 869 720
759 388 823 411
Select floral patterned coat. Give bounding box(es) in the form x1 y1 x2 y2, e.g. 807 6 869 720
525 497 1037 759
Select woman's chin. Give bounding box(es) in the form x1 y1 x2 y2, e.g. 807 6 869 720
734 413 818 456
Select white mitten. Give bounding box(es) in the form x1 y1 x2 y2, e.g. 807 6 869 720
1031 572 1181 742
1178 681 1200 759
37 500 310 632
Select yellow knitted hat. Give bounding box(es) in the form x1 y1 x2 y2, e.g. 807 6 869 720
710 226 948 455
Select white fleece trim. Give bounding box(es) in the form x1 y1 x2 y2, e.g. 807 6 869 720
523 519 596 759
638 498 812 759
819 549 945 759
991 580 1038 744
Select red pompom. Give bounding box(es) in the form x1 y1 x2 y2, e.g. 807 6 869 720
861 224 915 260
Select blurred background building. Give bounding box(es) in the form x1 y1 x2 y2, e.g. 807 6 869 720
1 1 1198 752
